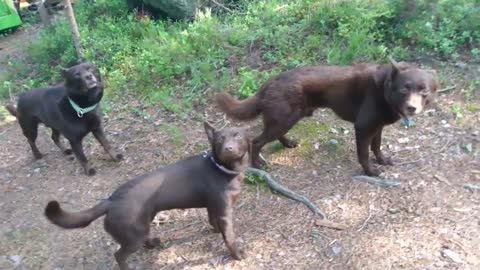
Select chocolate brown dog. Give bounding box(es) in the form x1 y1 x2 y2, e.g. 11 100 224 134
45 121 250 269
216 58 438 176
5 62 122 175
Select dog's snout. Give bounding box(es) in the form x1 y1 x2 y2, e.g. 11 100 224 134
225 145 234 152
85 74 93 80
407 105 416 114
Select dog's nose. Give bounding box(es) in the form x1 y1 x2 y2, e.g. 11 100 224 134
85 74 93 80
225 145 233 152
407 105 416 114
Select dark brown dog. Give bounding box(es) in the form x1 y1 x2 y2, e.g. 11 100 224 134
5 62 122 175
216 58 438 176
44 121 250 269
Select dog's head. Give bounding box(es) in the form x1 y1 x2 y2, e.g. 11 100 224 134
204 121 251 169
62 62 103 97
379 58 439 117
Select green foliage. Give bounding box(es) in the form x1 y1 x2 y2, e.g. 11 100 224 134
1 0 478 107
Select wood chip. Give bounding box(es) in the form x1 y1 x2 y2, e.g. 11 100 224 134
314 219 348 230
434 174 452 185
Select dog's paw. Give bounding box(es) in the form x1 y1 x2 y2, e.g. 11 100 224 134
377 155 394 166
64 149 73 155
231 247 246 260
281 138 298 148
144 237 162 249
365 166 381 177
86 168 96 176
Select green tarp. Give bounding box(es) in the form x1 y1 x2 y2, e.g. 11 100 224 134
0 0 22 31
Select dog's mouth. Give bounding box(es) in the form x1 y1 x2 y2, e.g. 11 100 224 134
86 81 98 89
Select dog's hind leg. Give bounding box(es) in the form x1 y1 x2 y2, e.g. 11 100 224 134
92 128 123 161
51 129 73 156
20 119 42 159
115 242 143 270
370 127 393 166
69 140 96 176
252 109 303 168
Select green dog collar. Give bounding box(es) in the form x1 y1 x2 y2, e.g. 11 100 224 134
68 98 98 118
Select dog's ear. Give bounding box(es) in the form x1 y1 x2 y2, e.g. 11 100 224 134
388 56 401 79
373 65 389 88
204 121 216 145
60 67 69 77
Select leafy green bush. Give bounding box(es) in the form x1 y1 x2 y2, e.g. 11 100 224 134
1 0 478 104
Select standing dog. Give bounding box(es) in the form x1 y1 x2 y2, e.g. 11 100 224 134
5 62 122 175
44 122 250 269
216 58 438 176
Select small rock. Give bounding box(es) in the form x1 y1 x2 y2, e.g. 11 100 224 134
388 208 400 214
9 255 22 267
464 143 473 153
440 120 447 125
397 137 409 144
454 61 467 69
314 142 320 150
33 168 40 173
325 242 342 258
328 139 338 145
278 251 285 256
442 249 463 263
330 128 338 134
256 254 262 259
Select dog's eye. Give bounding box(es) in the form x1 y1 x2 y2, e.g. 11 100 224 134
75 73 81 77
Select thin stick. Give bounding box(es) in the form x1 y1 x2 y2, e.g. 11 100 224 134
246 168 326 219
356 208 372 232
210 0 233 13
352 175 401 188
437 85 456 93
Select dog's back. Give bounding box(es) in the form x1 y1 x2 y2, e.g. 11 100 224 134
217 64 384 122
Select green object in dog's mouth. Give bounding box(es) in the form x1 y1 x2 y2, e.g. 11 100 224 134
402 117 415 127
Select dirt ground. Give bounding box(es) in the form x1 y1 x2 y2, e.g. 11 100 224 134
0 30 479 270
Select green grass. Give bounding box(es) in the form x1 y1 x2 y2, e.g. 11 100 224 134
1 0 478 110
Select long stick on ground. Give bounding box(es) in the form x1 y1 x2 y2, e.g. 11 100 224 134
64 0 83 60
245 168 326 219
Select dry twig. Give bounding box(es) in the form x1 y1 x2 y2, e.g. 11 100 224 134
352 175 401 188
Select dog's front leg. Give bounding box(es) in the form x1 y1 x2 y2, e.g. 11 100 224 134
355 127 380 176
370 127 393 166
69 140 96 176
92 128 123 161
216 207 245 260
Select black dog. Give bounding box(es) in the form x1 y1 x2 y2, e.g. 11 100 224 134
217 58 438 176
45 121 250 269
5 62 122 175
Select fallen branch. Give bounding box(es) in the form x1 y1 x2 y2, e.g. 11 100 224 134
463 183 480 192
437 85 456 93
352 175 401 188
246 168 326 219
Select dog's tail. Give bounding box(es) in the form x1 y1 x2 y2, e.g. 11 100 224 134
215 92 262 121
45 200 110 229
5 105 17 117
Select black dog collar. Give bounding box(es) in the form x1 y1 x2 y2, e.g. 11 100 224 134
203 151 240 176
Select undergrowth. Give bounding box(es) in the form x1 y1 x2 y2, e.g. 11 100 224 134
1 0 478 110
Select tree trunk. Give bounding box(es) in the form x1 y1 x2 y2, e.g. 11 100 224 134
64 0 83 60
